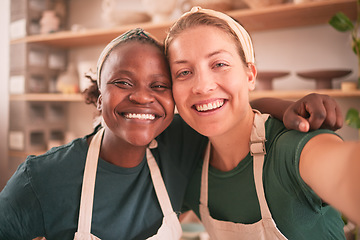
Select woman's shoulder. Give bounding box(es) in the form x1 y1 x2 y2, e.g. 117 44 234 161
20 136 89 181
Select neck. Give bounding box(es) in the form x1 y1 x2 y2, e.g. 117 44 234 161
96 129 147 168
209 109 254 172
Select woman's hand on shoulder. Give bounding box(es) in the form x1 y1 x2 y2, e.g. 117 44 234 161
283 93 343 132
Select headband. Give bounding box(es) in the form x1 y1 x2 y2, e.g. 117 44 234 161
176 7 255 64
96 28 159 86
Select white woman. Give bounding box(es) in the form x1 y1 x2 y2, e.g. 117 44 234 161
0 28 344 240
165 7 360 239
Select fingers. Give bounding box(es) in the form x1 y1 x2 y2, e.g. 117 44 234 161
283 106 310 132
307 94 343 131
294 116 310 132
283 93 344 132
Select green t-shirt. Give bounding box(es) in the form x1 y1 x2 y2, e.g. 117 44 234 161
0 115 208 240
183 117 345 240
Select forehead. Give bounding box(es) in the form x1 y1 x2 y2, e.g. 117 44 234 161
107 41 163 62
100 41 170 82
169 26 236 57
101 41 169 74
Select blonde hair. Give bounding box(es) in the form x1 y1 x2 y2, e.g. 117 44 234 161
165 7 255 66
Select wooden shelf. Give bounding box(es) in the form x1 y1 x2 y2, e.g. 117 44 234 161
250 89 360 100
10 93 85 102
9 90 360 102
10 0 357 48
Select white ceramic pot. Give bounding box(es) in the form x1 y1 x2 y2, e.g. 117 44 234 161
242 0 286 9
182 0 233 12
142 0 177 23
40 10 60 34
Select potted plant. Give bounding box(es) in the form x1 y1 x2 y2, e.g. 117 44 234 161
329 0 360 89
346 108 360 138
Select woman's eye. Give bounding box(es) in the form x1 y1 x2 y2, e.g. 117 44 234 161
113 80 132 88
176 70 191 79
214 62 228 68
151 83 170 91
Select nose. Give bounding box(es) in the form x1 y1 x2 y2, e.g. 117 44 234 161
128 87 155 104
191 71 217 95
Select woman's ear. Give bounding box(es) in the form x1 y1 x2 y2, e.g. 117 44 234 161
97 95 102 111
247 63 257 91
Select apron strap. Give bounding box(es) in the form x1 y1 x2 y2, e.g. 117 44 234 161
251 111 272 220
76 132 176 236
146 147 175 216
200 142 211 207
200 110 271 219
77 127 105 234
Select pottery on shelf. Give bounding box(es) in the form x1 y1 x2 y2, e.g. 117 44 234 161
40 10 60 34
102 0 151 26
56 64 80 94
296 69 352 89
182 0 233 12
242 0 286 9
256 71 290 91
142 0 177 23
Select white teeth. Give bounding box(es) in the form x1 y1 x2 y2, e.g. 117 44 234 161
124 113 155 120
195 100 224 112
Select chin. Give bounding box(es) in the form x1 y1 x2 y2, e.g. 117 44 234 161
128 139 153 147
126 133 157 147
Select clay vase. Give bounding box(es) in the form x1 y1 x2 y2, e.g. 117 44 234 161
182 0 233 12
40 10 60 34
142 0 177 23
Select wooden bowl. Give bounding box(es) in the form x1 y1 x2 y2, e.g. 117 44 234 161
296 69 352 89
256 71 290 90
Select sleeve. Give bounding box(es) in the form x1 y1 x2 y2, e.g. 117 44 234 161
0 161 45 240
271 127 340 212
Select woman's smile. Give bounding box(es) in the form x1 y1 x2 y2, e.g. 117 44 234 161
193 99 225 112
122 112 156 120
169 25 253 137
100 41 174 146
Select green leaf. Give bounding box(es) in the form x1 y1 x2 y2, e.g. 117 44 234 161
345 108 360 129
329 12 354 32
352 38 360 55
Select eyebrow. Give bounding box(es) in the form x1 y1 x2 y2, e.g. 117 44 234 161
206 49 232 59
172 49 232 65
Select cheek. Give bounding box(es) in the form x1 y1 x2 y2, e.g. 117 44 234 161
172 82 187 106
159 92 175 113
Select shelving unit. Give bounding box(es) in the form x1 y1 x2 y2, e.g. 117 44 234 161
250 89 360 100
9 89 360 102
10 93 85 102
10 0 357 48
8 0 360 157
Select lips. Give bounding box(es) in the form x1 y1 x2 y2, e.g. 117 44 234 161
194 99 224 112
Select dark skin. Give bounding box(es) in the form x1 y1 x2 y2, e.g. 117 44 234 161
93 41 174 168
251 93 343 132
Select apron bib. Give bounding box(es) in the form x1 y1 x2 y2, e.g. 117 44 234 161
199 111 288 240
74 128 182 240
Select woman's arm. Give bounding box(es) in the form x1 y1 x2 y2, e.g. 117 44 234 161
300 134 360 224
251 93 343 132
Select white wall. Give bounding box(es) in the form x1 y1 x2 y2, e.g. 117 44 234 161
252 25 358 90
251 25 360 141
0 0 10 189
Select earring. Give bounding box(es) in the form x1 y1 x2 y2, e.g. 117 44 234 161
96 96 102 111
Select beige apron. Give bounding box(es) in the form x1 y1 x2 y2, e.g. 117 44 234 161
74 128 182 240
199 111 288 240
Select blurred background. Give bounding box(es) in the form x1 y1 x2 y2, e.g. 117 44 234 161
1 0 359 192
